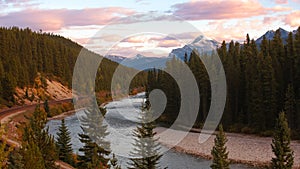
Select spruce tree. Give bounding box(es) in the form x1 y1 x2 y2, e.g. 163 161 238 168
110 154 121 169
78 134 108 169
284 84 296 129
0 126 11 169
8 149 24 169
271 112 294 169
44 99 50 117
56 119 73 165
128 97 163 169
22 141 46 169
78 101 110 168
22 105 58 169
211 125 229 169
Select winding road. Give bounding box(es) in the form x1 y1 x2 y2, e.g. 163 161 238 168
0 98 74 169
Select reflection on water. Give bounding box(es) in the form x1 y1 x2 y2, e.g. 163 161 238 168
47 93 255 169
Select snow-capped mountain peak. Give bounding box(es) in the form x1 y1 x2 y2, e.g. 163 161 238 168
132 54 145 59
169 35 220 60
104 55 126 63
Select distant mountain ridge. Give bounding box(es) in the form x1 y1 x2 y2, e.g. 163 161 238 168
256 28 296 45
169 35 220 60
105 28 297 69
105 54 170 70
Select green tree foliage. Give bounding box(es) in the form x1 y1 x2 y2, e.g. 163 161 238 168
271 112 294 169
22 105 58 169
0 27 147 106
128 94 163 169
147 27 300 137
44 99 50 116
56 119 73 165
110 154 121 169
284 84 297 129
8 149 24 169
22 141 46 169
77 102 110 169
0 126 11 169
77 134 109 169
210 125 229 169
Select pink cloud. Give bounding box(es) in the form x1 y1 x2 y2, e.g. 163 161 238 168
0 0 39 10
171 0 288 20
269 5 292 12
204 19 266 42
275 0 288 4
157 40 182 48
285 11 300 27
0 7 135 31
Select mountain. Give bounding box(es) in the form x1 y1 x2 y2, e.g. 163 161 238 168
114 54 171 70
104 35 220 70
256 28 296 45
104 55 126 63
105 28 297 70
169 35 220 60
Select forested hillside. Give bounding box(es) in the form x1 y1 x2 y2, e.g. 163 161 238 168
148 27 300 138
0 27 146 107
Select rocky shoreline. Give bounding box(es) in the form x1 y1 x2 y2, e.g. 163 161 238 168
156 127 300 168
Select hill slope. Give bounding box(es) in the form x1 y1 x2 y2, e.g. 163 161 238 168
0 27 146 107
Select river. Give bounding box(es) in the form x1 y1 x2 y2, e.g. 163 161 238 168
47 93 256 169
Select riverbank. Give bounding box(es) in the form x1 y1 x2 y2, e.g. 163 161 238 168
156 127 300 168
46 93 300 169
47 100 111 120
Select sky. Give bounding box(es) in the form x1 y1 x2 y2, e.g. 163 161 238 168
1 0 299 57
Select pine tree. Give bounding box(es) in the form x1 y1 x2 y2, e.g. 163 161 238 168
110 154 121 169
128 97 163 169
56 119 73 165
80 103 109 145
22 105 58 169
78 101 110 168
8 149 24 169
77 134 108 169
211 124 229 169
271 112 294 169
0 126 11 169
44 99 50 117
284 84 296 129
22 141 46 169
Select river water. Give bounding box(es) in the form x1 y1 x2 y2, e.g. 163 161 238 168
47 93 256 169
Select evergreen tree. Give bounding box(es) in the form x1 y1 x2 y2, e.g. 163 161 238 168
284 84 296 129
8 149 24 169
78 101 110 168
44 99 50 117
110 154 121 169
78 101 110 167
56 119 73 165
271 112 294 169
128 97 163 169
210 124 230 169
77 134 108 169
0 126 11 169
22 105 58 169
22 141 46 169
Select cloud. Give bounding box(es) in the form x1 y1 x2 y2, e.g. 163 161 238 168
0 0 39 10
275 0 288 4
171 0 288 20
203 19 267 42
284 11 300 27
269 5 292 12
157 39 182 48
0 7 135 31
